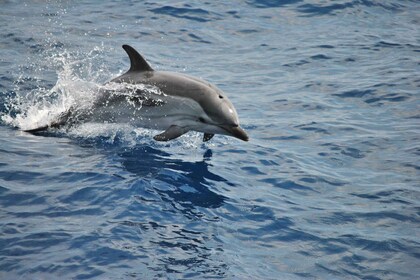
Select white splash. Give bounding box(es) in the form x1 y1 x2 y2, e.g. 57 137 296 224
0 46 202 148
1 46 106 131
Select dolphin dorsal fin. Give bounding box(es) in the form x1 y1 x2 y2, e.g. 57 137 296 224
122 44 153 72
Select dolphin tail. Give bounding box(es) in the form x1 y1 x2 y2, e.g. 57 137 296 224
23 109 73 133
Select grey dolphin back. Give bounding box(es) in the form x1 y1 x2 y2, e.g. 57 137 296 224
122 45 154 72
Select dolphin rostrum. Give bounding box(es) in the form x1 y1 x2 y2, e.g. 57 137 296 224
24 45 249 142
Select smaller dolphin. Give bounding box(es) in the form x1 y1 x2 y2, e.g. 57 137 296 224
25 45 249 142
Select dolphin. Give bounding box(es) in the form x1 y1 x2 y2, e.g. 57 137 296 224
24 45 249 142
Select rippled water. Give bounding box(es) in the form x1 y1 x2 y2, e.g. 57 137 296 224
0 1 419 279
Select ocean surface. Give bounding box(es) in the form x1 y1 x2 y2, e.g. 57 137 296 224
0 1 419 279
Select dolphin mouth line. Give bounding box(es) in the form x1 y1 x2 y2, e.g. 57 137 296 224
219 125 249 141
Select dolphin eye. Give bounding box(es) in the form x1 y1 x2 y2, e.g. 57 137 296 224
219 95 223 99
198 117 206 123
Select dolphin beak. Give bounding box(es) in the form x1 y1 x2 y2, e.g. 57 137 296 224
222 125 249 141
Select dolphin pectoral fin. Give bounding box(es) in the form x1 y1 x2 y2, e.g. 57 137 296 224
203 133 214 142
153 125 188 141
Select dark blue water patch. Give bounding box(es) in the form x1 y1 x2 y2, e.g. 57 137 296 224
14 206 105 219
283 59 309 67
299 176 345 187
67 269 105 280
297 2 357 16
0 185 8 194
336 234 415 255
340 147 365 158
351 191 414 205
333 89 375 98
225 10 241 19
316 239 350 255
236 29 260 34
260 178 315 192
315 263 348 278
374 40 402 48
365 93 410 104
246 0 302 8
406 146 420 156
104 218 227 277
321 143 367 159
118 146 228 209
81 19 93 24
238 217 295 241
333 88 412 105
25 38 65 55
28 43 45 53
407 114 420 120
84 246 138 266
42 12 59 17
274 225 321 243
294 122 330 135
0 170 45 182
262 135 302 141
0 231 72 273
0 191 46 207
303 81 340 90
372 82 397 88
154 180 225 211
5 231 71 250
149 5 217 22
403 163 420 171
327 211 420 227
310 54 332 60
1 223 22 235
301 103 326 110
317 44 335 49
118 146 195 177
259 159 280 166
297 0 405 16
373 40 420 51
58 186 109 204
187 33 211 44
55 171 114 184
2 33 48 54
0 76 14 84
241 165 265 175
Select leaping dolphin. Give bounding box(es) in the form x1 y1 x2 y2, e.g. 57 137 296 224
24 45 249 142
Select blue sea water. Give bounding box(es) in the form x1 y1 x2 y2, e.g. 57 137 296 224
0 0 419 279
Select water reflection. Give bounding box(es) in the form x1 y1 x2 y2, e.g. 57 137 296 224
118 146 227 209
115 145 230 277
